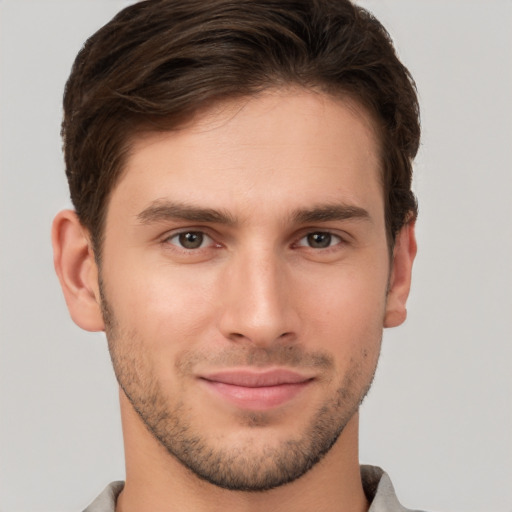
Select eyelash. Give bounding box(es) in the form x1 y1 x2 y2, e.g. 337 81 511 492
162 229 345 252
164 230 219 251
295 232 343 250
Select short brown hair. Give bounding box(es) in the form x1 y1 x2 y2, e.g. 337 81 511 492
62 0 420 253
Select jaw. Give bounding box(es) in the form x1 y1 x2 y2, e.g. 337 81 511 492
119 388 367 512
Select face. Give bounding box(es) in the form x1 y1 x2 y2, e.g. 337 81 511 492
100 89 392 490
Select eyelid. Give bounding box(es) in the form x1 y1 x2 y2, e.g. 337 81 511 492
296 231 343 248
293 227 350 246
161 228 220 250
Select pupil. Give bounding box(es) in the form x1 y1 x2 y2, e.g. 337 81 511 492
179 232 203 249
308 232 331 248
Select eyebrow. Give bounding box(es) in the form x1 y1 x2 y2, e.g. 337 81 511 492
291 204 371 224
136 200 371 226
137 200 237 225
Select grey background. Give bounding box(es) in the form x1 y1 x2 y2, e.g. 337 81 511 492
1 1 511 511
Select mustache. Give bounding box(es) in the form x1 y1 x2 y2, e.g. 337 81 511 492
176 344 334 373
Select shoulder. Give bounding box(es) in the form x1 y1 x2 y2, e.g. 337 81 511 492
361 465 426 512
82 481 124 512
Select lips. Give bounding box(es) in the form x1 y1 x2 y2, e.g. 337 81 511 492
199 369 313 410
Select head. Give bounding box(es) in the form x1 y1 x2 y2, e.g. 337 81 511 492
62 0 419 258
54 0 419 494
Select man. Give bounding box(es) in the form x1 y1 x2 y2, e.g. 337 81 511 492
52 0 420 510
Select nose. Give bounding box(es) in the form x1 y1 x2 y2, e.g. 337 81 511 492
218 247 299 347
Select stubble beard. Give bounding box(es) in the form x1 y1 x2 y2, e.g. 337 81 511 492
100 290 379 492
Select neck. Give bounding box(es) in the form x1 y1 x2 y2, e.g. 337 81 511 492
116 390 369 512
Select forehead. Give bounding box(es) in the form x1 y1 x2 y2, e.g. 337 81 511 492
109 88 383 225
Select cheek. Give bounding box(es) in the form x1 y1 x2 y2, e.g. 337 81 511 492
103 240 389 368
296 261 388 356
103 265 221 394
105 261 220 347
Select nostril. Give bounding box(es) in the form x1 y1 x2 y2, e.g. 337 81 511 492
226 330 298 350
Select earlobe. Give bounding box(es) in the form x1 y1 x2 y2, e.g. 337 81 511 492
384 221 417 328
51 210 105 332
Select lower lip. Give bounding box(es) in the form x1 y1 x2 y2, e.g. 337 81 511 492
201 380 311 410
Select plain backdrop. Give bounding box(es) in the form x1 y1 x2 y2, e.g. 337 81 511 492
1 1 511 511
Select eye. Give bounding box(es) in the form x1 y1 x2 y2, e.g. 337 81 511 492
166 231 213 250
297 232 342 249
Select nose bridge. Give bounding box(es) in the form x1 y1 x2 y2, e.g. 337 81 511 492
219 242 296 346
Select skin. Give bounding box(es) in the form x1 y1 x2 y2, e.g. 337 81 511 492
53 88 416 512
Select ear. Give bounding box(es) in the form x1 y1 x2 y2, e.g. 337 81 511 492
384 221 417 328
51 210 105 331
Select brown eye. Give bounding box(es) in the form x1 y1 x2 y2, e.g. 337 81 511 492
307 232 332 248
297 232 342 249
168 231 209 249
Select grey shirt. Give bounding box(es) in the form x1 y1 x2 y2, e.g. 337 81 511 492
83 465 422 512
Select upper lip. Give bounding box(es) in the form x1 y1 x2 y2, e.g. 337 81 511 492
200 369 313 387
